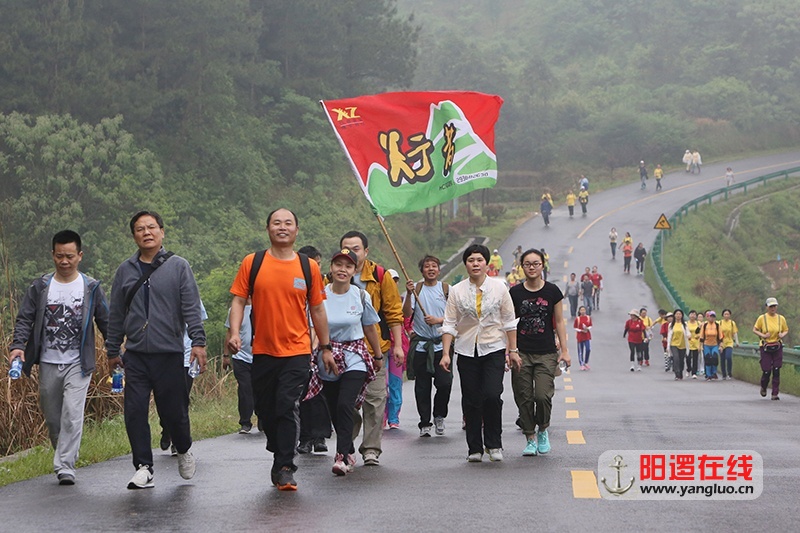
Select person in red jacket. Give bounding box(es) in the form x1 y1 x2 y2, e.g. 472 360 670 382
623 309 646 371
574 306 592 370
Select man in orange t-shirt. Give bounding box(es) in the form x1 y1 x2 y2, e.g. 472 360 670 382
228 208 335 491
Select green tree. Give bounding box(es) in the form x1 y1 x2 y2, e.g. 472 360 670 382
0 113 165 286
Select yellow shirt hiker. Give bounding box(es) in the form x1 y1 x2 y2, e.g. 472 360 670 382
719 318 738 349
753 298 789 399
687 319 701 351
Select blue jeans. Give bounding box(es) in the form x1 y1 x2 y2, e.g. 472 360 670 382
721 346 733 378
577 340 591 366
703 345 719 378
582 295 593 315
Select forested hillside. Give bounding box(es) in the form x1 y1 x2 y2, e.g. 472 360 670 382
2 0 800 349
401 0 800 170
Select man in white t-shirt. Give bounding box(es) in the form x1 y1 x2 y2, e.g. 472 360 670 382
403 255 452 438
8 230 109 485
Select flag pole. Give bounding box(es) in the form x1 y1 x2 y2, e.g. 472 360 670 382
374 213 429 317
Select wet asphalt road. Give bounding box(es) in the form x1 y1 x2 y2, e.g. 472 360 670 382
1 152 800 532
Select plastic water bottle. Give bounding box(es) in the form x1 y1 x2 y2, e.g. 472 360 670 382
8 357 23 380
111 366 124 393
188 359 201 378
558 360 569 374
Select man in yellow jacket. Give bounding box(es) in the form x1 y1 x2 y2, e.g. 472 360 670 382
339 231 405 466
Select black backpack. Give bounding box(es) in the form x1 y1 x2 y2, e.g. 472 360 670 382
247 250 312 341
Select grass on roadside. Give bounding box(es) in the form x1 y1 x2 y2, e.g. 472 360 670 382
0 375 238 488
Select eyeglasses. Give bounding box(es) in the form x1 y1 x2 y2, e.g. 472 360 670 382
134 224 161 234
522 262 543 269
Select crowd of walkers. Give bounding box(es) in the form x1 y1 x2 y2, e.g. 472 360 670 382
7 210 576 493
6 199 789 494
621 301 789 400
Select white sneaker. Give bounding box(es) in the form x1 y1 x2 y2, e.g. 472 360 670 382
127 465 154 489
636 365 642 372
177 451 196 480
420 425 433 438
467 452 483 462
434 416 445 436
363 450 380 466
486 448 504 462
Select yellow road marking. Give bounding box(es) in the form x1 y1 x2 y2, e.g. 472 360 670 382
568 246 573 254
565 397 576 403
563 260 569 268
566 410 579 419
567 430 586 444
576 159 800 239
563 377 572 382
565 385 573 390
562 274 568 282
571 470 601 499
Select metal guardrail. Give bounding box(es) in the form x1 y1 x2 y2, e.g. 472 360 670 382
650 166 800 314
732 343 800 364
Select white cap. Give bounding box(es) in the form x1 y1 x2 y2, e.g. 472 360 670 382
387 268 400 280
765 297 778 307
493 249 499 254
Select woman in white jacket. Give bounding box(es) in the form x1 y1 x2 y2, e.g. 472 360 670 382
667 310 690 380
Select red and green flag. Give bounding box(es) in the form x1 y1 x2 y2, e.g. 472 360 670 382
321 91 503 217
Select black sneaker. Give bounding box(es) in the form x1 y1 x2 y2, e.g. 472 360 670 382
159 432 171 451
313 438 328 453
274 467 297 491
296 440 312 454
57 473 75 485
760 387 767 397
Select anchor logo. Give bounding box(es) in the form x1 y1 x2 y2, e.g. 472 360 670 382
600 455 636 496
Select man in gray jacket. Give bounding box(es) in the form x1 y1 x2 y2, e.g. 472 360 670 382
106 211 207 489
9 230 109 485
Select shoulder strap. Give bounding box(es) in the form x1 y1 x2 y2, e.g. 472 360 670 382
373 264 385 284
248 250 267 298
124 252 174 311
442 282 449 299
249 250 312 302
299 252 312 304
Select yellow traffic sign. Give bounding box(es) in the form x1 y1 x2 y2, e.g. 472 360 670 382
654 214 671 230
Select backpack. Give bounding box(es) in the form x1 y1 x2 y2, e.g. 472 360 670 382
701 321 723 344
247 250 312 341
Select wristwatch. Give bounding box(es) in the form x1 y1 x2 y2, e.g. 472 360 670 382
320 343 333 351
508 349 519 353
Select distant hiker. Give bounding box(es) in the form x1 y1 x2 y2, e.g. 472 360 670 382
639 161 648 190
753 298 788 400
683 150 692 172
566 190 576 217
654 164 663 191
578 187 589 215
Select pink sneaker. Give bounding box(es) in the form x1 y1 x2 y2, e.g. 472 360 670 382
332 454 348 476
388 423 400 430
585 364 590 370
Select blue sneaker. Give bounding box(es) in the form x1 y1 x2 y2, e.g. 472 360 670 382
523 438 538 456
537 430 551 454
